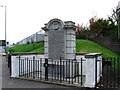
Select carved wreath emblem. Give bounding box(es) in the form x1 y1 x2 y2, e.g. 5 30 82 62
52 21 59 30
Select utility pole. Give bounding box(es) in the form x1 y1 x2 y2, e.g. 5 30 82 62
0 5 7 49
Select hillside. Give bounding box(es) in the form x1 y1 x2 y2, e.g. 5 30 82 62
7 43 44 53
76 40 119 58
7 40 120 58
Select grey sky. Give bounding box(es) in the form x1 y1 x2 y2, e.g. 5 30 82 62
0 0 120 44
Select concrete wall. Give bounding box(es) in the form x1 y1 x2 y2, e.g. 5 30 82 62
11 54 44 78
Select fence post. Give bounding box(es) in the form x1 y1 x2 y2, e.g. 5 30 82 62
27 58 29 78
106 58 109 87
114 57 116 87
69 60 70 84
8 53 11 75
52 59 53 82
18 56 20 77
60 57 62 83
71 59 73 84
117 58 120 87
81 58 83 86
44 59 48 80
33 56 35 79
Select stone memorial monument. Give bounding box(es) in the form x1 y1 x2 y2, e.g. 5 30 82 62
42 18 76 60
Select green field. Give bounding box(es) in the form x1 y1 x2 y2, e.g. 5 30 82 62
7 39 120 58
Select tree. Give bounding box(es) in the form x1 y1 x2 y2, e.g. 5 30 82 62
108 7 120 39
75 24 85 39
107 16 118 38
75 24 92 39
89 17 109 37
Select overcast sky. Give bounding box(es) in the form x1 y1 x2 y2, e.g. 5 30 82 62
0 0 120 44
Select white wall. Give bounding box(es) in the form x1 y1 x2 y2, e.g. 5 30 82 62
84 54 102 88
11 54 44 78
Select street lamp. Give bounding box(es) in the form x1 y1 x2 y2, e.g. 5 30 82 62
0 5 7 49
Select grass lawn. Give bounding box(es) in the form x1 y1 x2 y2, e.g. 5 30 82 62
7 42 44 53
7 39 120 58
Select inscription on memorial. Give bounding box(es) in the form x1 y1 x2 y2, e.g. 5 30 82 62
48 30 65 60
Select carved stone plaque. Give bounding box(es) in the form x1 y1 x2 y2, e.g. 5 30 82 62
48 30 65 60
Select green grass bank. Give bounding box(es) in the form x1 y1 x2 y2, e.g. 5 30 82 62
7 40 120 58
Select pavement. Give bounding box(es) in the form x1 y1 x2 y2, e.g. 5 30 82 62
0 47 2 90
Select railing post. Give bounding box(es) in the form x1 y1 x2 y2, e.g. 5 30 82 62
40 58 42 80
106 58 109 88
27 58 29 78
18 56 20 77
77 62 79 83
52 59 53 82
33 56 35 79
63 61 65 81
114 57 116 87
60 57 62 83
117 58 120 87
81 58 83 86
44 59 48 81
71 59 73 84
69 59 70 84
8 52 11 75
24 58 26 78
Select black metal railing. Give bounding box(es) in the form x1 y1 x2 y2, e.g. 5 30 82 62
18 56 85 86
97 57 120 88
16 56 120 88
